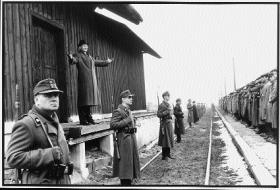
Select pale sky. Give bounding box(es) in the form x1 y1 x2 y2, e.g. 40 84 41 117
96 4 278 107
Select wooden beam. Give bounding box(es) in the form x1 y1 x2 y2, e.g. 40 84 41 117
62 121 111 136
68 130 114 145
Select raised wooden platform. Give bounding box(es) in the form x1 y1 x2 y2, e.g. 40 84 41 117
61 111 156 145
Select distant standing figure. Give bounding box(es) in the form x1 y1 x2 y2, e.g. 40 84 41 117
187 99 194 127
174 98 185 143
68 40 113 125
193 101 199 123
157 91 175 161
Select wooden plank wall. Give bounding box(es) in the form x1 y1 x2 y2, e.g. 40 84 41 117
3 2 147 121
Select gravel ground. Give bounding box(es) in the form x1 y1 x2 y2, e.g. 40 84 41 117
210 115 256 186
136 109 211 185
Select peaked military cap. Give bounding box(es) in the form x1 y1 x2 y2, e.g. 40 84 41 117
176 98 181 102
162 91 170 98
120 90 135 99
33 78 63 95
78 40 88 47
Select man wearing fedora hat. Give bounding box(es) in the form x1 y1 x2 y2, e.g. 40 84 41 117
6 78 73 184
110 90 140 185
68 39 113 125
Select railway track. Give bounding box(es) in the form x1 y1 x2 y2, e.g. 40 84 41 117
139 108 257 186
139 112 213 184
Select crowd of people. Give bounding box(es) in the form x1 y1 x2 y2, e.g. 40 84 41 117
219 69 278 143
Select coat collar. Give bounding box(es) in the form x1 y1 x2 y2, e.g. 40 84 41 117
162 100 169 106
175 104 181 108
30 105 59 132
118 104 130 112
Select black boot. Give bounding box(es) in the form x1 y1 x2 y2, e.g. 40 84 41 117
167 148 175 159
120 179 132 186
162 147 168 161
78 106 91 125
176 134 181 143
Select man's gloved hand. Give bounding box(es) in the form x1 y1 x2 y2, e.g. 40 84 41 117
52 146 62 163
125 116 133 124
106 58 114 63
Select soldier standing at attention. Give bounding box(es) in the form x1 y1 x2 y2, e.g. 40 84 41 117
157 91 175 160
6 79 73 184
187 99 194 127
174 98 185 143
68 40 113 125
192 101 199 124
110 90 140 186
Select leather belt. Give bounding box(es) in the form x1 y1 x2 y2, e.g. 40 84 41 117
23 164 73 175
118 127 137 134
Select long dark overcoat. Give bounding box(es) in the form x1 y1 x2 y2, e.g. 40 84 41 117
187 103 194 123
260 81 271 121
193 104 199 123
157 101 174 148
71 52 109 106
110 104 140 180
269 80 278 129
174 104 185 135
6 106 71 184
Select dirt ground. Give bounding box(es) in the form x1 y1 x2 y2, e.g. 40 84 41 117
78 142 162 185
136 109 211 185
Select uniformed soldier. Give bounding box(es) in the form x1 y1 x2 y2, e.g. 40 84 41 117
110 90 140 186
174 98 185 143
269 70 278 139
68 40 113 125
6 78 73 184
187 99 194 127
157 91 175 161
192 101 199 124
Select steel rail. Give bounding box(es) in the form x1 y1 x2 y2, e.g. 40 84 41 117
204 117 213 185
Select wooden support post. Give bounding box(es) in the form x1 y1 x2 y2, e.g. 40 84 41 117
69 143 89 179
99 134 113 157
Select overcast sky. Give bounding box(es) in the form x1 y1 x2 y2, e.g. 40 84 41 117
97 4 278 107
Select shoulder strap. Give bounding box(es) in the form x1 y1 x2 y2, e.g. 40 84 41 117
117 107 129 118
28 113 54 148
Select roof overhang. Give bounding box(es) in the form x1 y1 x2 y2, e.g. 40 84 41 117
93 11 161 59
97 4 143 25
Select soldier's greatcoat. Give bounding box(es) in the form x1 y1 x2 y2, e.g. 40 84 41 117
6 106 71 184
193 104 199 123
260 81 271 121
269 80 278 129
174 104 185 135
157 101 174 148
71 51 109 106
187 103 194 123
110 104 140 180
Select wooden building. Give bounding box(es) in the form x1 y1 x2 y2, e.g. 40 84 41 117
3 2 160 122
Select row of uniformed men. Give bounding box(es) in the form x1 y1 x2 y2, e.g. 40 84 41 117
5 79 140 185
219 69 277 140
7 76 210 186
158 92 207 160
6 78 206 186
